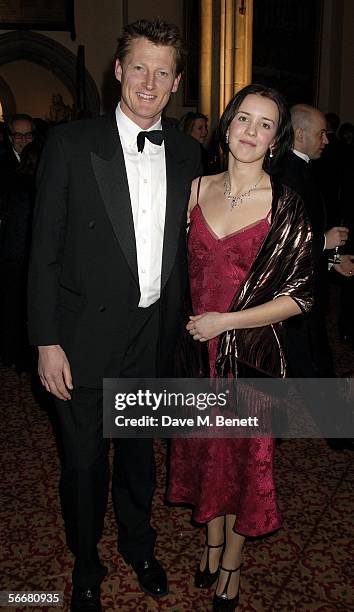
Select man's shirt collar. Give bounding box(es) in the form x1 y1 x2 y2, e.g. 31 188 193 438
116 103 162 149
293 148 310 164
12 148 20 162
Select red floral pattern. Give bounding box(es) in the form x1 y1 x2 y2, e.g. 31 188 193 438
168 204 281 536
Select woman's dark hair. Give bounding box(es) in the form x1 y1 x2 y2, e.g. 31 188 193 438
116 18 186 75
219 84 293 168
181 112 208 135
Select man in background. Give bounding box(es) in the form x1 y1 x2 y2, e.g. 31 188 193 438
280 104 354 451
1 114 35 168
0 114 36 369
280 103 349 377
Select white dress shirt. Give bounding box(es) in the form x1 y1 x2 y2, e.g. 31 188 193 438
116 104 166 308
293 149 310 163
13 148 20 162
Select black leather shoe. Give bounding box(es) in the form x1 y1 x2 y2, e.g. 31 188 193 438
131 557 168 598
70 586 102 611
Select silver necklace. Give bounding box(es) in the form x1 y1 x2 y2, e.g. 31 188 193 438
224 171 264 209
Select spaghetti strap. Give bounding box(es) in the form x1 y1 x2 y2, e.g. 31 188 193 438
196 176 203 205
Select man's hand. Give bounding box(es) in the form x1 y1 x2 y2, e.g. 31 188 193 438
333 254 354 278
38 345 73 400
325 226 349 250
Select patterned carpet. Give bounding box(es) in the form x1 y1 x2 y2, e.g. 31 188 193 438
1 292 354 611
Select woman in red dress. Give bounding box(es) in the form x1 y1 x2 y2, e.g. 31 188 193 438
168 85 313 611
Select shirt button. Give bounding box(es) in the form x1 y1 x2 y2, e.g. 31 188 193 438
141 269 146 274
99 305 106 312
143 179 148 184
142 209 146 214
88 220 95 229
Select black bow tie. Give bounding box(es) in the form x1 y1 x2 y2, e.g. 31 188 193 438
137 130 164 153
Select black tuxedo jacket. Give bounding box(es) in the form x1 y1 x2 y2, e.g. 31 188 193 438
278 151 326 260
0 146 20 197
28 115 201 386
0 147 21 252
277 151 331 376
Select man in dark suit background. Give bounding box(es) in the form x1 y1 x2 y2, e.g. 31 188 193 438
279 104 354 451
0 114 35 179
0 114 36 216
279 104 348 378
0 114 36 368
28 19 201 611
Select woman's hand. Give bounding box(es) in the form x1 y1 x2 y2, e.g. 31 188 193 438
187 312 227 341
186 295 302 342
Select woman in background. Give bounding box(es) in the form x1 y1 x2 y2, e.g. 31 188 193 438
180 111 212 173
181 111 209 145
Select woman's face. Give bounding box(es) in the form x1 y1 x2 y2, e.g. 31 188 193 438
190 118 208 144
227 93 279 163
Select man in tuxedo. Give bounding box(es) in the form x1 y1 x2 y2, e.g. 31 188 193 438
280 104 348 377
279 104 354 450
28 19 201 611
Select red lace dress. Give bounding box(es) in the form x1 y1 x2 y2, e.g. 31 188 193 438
168 202 282 536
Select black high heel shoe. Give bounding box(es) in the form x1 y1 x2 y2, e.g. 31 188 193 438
194 542 224 589
212 564 241 610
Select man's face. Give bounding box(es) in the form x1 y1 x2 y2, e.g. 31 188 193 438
302 112 329 159
9 119 34 154
115 37 181 129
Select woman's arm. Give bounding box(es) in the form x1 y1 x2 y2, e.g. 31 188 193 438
187 295 301 341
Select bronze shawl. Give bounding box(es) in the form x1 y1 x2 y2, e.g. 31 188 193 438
216 178 313 379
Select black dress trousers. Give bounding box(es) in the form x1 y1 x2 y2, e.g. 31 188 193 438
54 301 159 587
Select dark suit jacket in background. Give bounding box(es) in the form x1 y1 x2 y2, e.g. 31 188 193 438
278 151 333 377
0 146 20 233
28 115 201 386
279 151 326 258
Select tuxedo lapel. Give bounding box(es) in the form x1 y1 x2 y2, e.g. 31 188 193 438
161 126 190 292
91 117 138 286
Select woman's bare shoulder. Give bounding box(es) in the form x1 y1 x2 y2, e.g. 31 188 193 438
189 173 224 212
